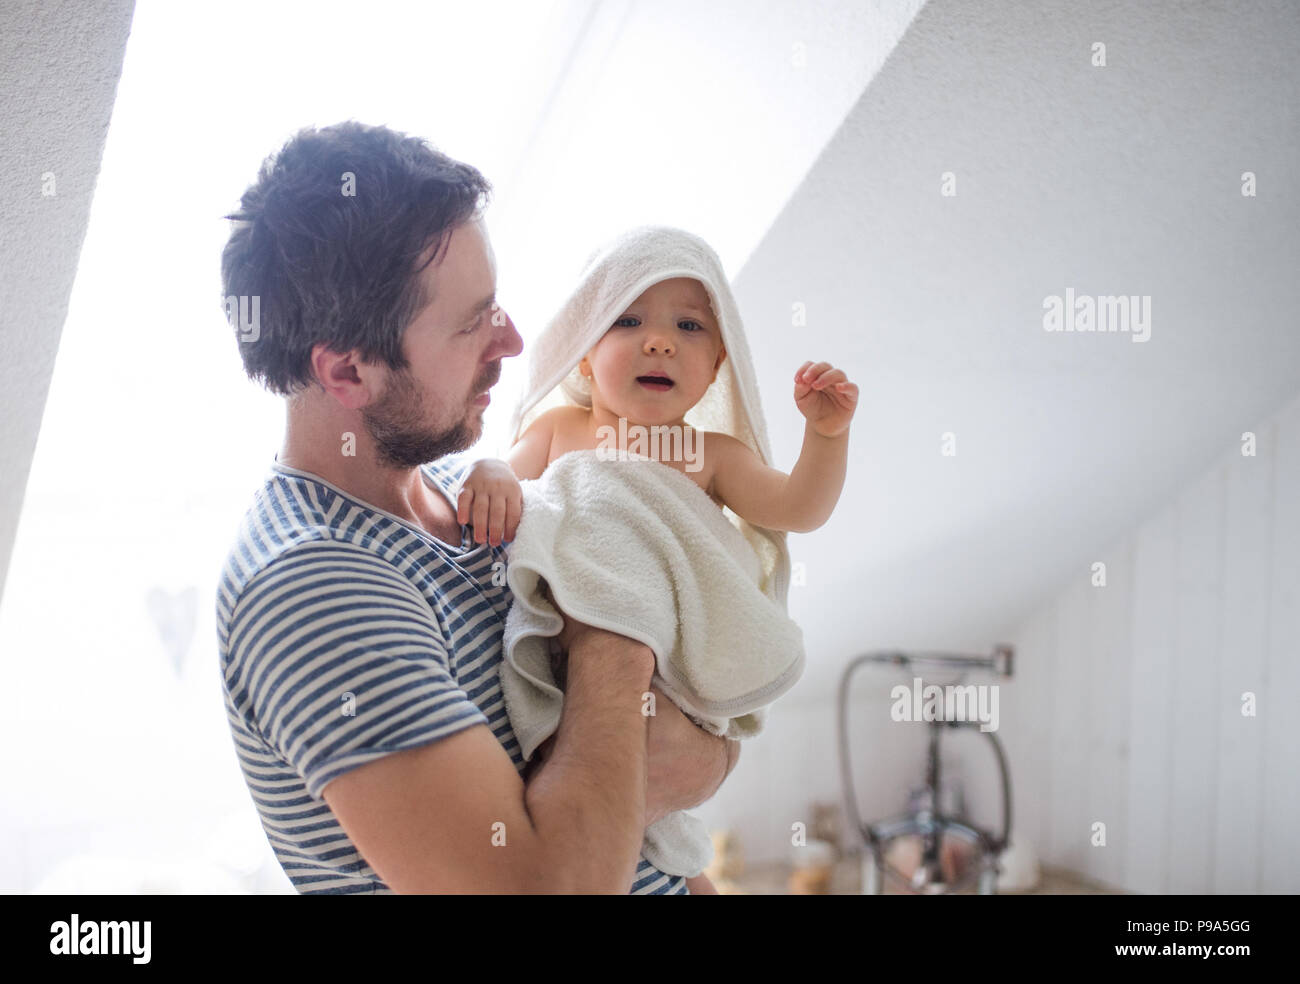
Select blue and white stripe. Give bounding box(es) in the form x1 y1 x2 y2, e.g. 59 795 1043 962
216 453 687 894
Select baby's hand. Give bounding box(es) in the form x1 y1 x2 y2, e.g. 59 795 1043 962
456 458 523 546
794 361 859 438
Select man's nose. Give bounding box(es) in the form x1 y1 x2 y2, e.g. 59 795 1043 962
643 333 675 357
493 306 524 358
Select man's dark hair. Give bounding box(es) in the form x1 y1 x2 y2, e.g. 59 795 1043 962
220 121 492 395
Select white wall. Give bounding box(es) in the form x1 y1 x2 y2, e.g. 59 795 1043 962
732 0 1300 705
982 389 1300 893
703 389 1300 888
693 0 1300 884
0 0 133 610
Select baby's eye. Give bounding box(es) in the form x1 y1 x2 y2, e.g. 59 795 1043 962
679 320 704 332
614 316 639 327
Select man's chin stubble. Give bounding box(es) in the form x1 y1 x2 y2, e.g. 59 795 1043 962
364 414 477 469
362 395 480 469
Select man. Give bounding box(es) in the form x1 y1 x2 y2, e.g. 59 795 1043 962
216 121 736 894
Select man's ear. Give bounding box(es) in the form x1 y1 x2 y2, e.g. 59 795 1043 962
313 344 373 409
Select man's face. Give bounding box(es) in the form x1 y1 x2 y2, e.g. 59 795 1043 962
363 217 522 468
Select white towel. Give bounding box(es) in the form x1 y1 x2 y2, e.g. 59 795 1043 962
506 225 792 605
499 449 806 876
499 225 805 878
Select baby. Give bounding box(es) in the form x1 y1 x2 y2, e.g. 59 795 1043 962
459 271 857 893
456 274 858 542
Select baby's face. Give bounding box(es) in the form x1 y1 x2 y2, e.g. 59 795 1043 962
580 277 726 427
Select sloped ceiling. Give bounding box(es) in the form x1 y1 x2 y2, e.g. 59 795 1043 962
7 0 1293 705
0 0 926 608
741 0 1300 697
0 0 136 604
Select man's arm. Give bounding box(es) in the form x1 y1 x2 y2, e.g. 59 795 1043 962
536 613 740 829
642 694 740 826
524 694 741 824
322 625 656 894
685 872 720 894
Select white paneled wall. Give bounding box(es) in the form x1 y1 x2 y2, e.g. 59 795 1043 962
694 685 918 869
1215 414 1272 892
698 393 1299 887
990 391 1300 893
1125 508 1176 892
1264 407 1300 893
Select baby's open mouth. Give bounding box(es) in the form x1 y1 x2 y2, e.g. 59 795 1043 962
637 375 674 390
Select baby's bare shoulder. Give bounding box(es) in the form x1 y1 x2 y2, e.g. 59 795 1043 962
549 405 593 443
542 404 589 426
698 430 759 485
521 404 586 436
698 429 753 459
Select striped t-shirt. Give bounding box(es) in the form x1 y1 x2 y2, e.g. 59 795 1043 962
215 453 688 895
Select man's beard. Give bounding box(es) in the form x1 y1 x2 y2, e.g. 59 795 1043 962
362 367 481 469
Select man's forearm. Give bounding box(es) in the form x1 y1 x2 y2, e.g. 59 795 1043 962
644 723 737 826
522 629 655 892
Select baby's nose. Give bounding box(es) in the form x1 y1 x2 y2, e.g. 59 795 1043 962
643 335 675 356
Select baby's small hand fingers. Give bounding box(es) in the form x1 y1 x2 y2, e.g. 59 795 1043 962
488 494 507 546
801 361 832 383
472 492 490 544
457 488 473 525
794 361 821 398
811 367 846 389
834 381 859 400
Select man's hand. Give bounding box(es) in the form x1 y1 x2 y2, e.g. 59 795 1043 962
643 686 735 826
532 684 737 827
685 872 720 894
456 458 523 546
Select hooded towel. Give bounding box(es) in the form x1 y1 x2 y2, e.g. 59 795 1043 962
499 226 805 878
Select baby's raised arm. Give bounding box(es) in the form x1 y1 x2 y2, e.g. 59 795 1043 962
711 361 858 533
